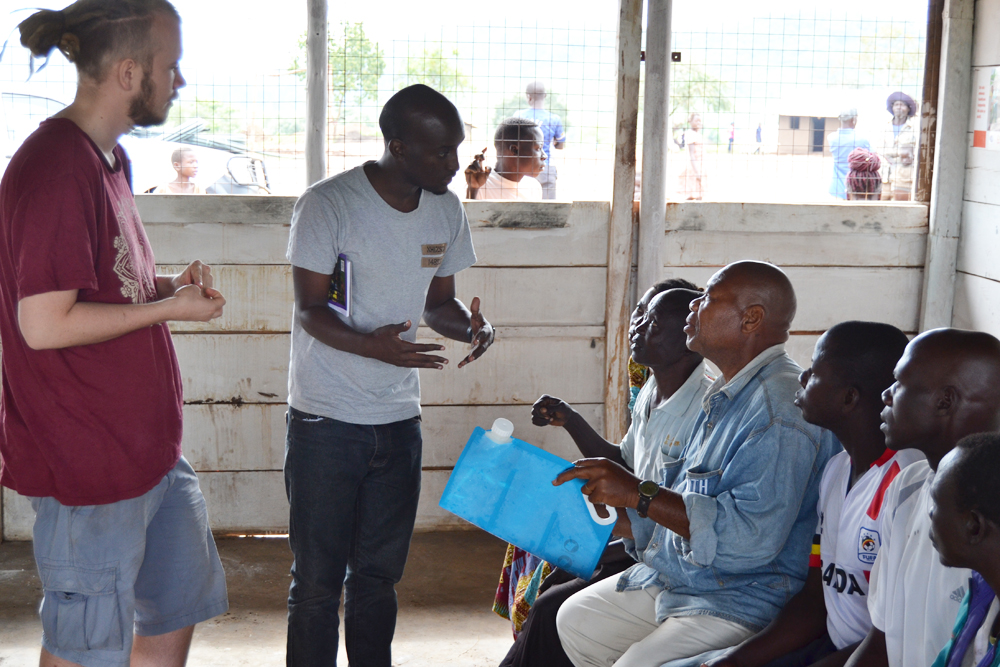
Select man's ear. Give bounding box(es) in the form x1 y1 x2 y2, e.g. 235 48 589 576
116 58 140 92
967 509 988 546
936 386 958 415
388 138 406 161
842 386 861 412
507 142 520 157
741 305 765 334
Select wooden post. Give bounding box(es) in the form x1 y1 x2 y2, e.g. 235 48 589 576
637 0 671 295
919 0 975 330
305 0 328 187
604 0 643 442
915 0 945 202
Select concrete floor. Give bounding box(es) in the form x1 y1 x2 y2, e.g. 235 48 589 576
0 530 515 666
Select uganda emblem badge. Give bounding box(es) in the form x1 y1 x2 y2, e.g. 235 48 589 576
858 527 881 564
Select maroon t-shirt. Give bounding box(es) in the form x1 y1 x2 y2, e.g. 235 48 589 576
0 118 183 506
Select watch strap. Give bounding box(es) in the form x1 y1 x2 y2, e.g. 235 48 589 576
636 480 659 518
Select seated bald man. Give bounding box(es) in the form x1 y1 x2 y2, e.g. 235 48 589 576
843 329 1000 667
553 261 841 667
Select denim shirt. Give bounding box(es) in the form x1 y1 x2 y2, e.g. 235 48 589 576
619 345 842 631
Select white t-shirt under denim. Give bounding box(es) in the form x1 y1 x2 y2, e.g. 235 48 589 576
620 366 712 482
286 164 477 425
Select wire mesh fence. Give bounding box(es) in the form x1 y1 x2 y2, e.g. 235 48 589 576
0 3 926 202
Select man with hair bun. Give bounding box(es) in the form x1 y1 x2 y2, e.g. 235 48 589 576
0 2 229 666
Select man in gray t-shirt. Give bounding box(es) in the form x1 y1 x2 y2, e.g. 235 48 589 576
284 85 495 667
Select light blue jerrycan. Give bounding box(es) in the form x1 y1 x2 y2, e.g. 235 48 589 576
439 418 617 580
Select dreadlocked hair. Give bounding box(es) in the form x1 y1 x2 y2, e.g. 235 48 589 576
846 147 882 200
18 0 179 81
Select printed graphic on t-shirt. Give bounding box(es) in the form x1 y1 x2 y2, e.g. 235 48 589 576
822 561 866 596
112 198 153 303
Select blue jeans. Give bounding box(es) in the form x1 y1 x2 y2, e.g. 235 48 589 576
284 407 422 667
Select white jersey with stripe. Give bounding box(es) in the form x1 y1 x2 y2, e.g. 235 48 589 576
814 448 924 649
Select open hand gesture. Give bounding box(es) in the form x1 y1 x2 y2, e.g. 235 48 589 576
368 320 450 369
458 296 494 368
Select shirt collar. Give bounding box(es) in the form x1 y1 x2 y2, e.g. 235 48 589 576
870 448 896 468
702 344 787 411
649 363 711 418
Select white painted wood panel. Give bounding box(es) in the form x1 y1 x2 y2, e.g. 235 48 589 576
136 195 296 225
785 334 822 370
162 266 607 333
148 223 290 265
182 404 287 471
965 150 1000 206
419 328 605 406
956 201 1000 281
172 333 290 404
971 0 1000 67
420 404 602 467
180 403 602 472
664 202 928 234
953 273 1000 337
456 268 606 326
142 199 610 268
658 267 923 332
173 327 606 406
664 232 927 268
1 470 472 538
1 488 32 541
161 264 292 333
198 471 288 533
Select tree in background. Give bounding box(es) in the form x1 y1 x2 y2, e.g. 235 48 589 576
669 63 733 118
831 23 924 91
492 91 571 130
669 63 734 144
292 22 385 141
167 99 242 135
396 46 472 96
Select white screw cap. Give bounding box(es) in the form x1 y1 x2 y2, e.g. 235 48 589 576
490 418 514 441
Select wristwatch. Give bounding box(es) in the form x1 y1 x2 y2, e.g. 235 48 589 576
636 480 660 518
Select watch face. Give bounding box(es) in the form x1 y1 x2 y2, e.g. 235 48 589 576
638 480 659 497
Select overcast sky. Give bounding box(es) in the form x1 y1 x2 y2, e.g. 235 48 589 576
164 0 930 79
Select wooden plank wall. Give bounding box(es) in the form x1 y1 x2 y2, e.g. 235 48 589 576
1 198 611 538
0 198 930 539
659 202 929 367
952 0 1000 337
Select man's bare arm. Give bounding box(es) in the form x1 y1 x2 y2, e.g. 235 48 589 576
423 275 494 368
843 627 888 667
18 284 224 350
293 265 450 368
532 395 626 465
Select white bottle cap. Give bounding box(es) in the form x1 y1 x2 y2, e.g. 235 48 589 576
489 418 514 442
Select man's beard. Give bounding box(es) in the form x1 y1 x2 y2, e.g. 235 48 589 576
128 71 168 127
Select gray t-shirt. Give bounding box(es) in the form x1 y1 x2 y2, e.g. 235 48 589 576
286 164 477 424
